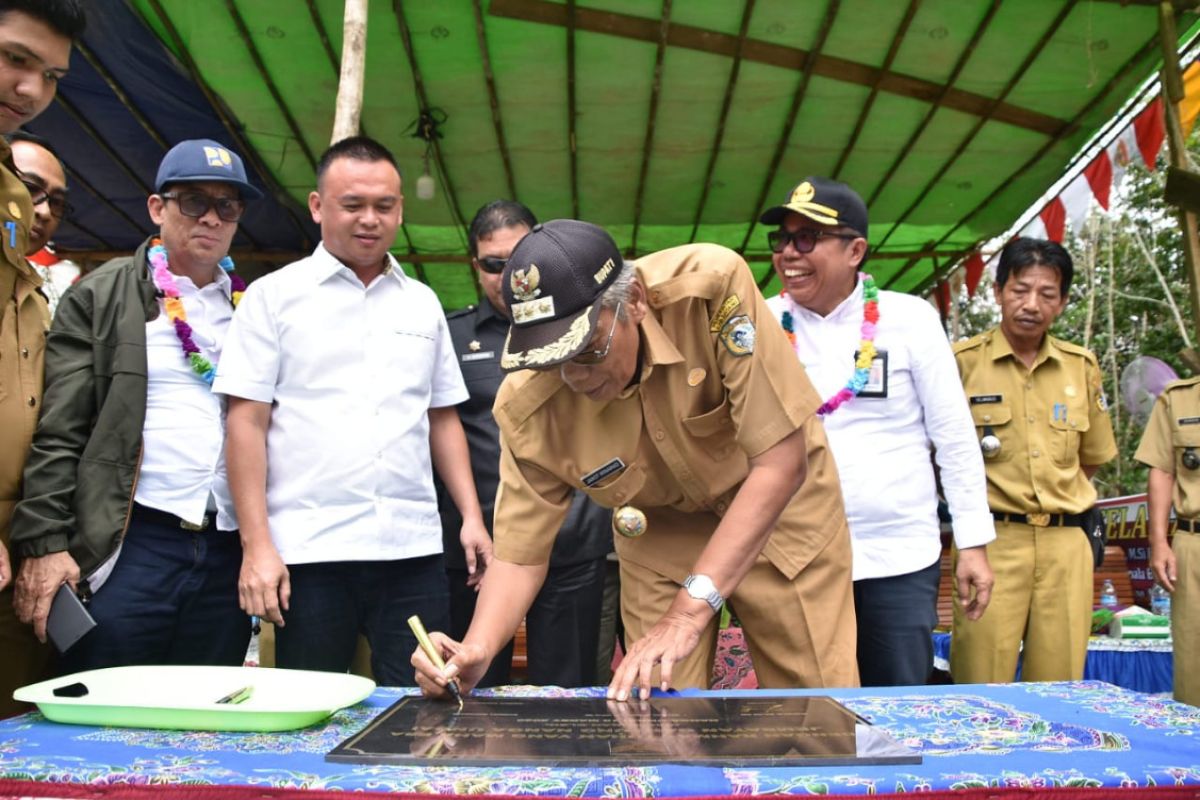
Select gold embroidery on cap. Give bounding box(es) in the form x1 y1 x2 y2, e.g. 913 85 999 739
593 257 615 285
709 294 741 333
510 264 541 302
790 182 815 204
511 313 592 367
511 297 556 323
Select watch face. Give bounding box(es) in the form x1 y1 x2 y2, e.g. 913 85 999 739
687 575 716 598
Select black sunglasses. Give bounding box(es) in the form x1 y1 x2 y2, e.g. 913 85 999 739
475 256 507 274
767 228 858 254
160 190 245 223
20 179 72 221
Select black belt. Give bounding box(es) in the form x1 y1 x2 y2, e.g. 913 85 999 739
992 511 1087 528
133 503 210 532
1176 518 1199 533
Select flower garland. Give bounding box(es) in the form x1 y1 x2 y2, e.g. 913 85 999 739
779 272 880 416
148 238 244 385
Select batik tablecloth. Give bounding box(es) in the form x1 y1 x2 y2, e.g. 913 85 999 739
1 681 1197 796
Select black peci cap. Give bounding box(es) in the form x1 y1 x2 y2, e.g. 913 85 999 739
759 176 868 238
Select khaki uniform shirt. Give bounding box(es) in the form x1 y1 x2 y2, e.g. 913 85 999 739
1135 376 1200 519
493 243 847 584
954 327 1116 515
0 139 45 544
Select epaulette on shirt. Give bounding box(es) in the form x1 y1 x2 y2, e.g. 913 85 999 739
446 304 476 320
494 368 568 432
1048 336 1098 364
1163 375 1200 394
952 331 990 355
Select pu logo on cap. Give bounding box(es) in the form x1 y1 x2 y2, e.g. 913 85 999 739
790 182 815 204
510 264 541 302
204 146 233 169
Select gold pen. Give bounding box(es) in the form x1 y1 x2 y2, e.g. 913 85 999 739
407 614 464 710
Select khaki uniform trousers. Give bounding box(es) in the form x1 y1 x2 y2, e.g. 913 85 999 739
1174 530 1198 706
951 520 1092 683
619 524 859 690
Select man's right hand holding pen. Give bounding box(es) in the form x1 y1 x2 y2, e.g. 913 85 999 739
410 630 491 702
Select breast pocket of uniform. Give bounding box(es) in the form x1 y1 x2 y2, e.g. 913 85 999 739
1171 426 1200 474
681 397 738 460
581 461 646 509
970 401 1014 463
1048 403 1090 466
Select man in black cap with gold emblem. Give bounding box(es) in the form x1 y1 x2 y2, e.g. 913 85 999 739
413 220 859 700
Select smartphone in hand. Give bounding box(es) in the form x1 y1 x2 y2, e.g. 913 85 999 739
46 584 96 653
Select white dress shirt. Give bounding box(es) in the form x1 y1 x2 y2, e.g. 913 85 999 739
135 266 237 531
766 279 994 580
213 244 468 565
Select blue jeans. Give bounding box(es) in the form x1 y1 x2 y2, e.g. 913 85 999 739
853 559 941 687
59 508 250 675
275 555 449 687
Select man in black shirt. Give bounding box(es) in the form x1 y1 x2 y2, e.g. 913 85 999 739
437 200 612 687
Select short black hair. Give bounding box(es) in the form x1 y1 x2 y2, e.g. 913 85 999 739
467 200 536 258
995 236 1074 296
316 135 399 190
9 129 59 159
0 0 86 40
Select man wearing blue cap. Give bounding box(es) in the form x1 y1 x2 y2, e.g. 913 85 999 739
10 139 262 672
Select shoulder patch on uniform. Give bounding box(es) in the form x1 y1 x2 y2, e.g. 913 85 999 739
718 314 756 356
446 304 476 319
952 332 988 355
709 294 741 332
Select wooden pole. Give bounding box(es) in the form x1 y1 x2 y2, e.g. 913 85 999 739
331 0 368 144
1158 1 1200 373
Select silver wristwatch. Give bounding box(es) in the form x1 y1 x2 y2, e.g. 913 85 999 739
683 573 725 613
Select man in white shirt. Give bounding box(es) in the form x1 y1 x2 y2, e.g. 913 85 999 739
12 139 261 673
216 136 489 686
761 176 995 686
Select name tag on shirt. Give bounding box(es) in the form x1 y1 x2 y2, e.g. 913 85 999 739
857 350 888 398
582 458 625 487
1179 416 1200 426
461 351 495 363
970 394 1003 405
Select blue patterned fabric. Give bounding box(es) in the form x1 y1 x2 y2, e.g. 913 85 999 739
1 682 1198 795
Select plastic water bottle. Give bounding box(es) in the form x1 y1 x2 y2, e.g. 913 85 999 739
1100 579 1118 609
1151 584 1172 618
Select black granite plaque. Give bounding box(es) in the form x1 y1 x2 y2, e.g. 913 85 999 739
327 695 920 767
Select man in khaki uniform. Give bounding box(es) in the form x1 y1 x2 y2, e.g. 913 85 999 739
952 237 1116 684
1134 377 1200 706
413 220 858 701
0 0 85 716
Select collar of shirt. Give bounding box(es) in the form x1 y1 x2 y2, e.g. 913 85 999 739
476 298 507 329
990 327 1060 370
310 242 405 288
790 276 864 323
144 255 235 300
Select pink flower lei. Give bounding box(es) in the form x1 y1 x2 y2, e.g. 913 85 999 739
148 237 244 385
779 272 880 416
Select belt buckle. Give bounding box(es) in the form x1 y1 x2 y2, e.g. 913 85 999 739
180 516 209 532
1027 512 1050 527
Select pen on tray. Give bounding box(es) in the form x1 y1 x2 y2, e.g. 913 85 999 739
407 614 464 711
216 685 254 705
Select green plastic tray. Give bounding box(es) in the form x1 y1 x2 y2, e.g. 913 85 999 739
14 665 375 731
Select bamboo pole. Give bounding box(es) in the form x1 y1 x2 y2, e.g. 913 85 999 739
331 0 369 144
1158 1 1200 372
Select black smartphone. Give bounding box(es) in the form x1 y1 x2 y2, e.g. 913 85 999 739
46 583 97 653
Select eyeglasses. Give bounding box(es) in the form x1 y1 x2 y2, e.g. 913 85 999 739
767 228 858 254
571 301 622 365
20 179 71 221
474 256 507 274
160 191 245 223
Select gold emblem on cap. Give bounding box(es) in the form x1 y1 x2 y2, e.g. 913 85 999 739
7 201 21 220
469 340 481 352
790 182 815 204
687 368 706 386
613 506 647 538
510 263 541 302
